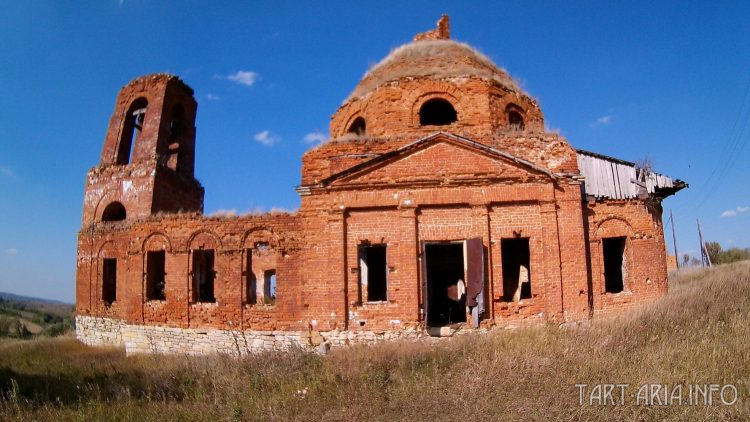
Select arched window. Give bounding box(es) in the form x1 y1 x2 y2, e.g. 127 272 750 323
117 98 148 165
170 104 185 139
348 116 366 135
101 201 126 222
506 104 525 130
168 104 185 171
419 98 457 126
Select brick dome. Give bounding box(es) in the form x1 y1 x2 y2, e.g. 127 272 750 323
330 16 544 139
346 39 521 102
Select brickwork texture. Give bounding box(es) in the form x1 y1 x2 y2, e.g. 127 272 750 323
76 16 679 353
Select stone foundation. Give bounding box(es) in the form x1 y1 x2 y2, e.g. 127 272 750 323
76 315 431 355
76 315 126 346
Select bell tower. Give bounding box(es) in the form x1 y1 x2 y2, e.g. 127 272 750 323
81 73 204 226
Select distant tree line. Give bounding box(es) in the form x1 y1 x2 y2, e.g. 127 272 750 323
700 242 750 266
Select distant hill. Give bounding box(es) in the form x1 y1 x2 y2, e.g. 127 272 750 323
0 291 71 305
0 292 74 338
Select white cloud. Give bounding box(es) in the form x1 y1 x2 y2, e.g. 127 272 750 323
227 70 259 87
588 115 612 128
720 206 750 218
5 248 17 255
253 130 280 146
0 166 15 177
206 93 220 101
303 131 327 145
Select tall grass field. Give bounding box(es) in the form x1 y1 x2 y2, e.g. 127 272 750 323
1 262 748 420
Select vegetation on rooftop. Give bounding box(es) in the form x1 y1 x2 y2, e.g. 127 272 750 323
347 40 522 102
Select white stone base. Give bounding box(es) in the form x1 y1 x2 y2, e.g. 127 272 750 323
75 315 431 355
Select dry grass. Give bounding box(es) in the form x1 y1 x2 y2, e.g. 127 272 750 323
1 262 749 421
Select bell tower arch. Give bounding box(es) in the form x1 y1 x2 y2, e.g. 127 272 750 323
82 73 204 226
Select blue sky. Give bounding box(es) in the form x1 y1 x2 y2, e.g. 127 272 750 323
1 1 748 302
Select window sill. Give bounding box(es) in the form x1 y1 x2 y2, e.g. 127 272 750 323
495 297 535 304
362 300 390 306
604 290 632 296
243 303 275 309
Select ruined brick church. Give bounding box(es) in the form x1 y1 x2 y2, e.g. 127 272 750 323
76 17 685 354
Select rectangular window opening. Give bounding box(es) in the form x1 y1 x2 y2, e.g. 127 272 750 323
102 258 117 304
603 237 626 293
192 249 215 303
501 238 531 302
246 250 257 304
263 269 276 305
146 251 166 301
360 245 387 302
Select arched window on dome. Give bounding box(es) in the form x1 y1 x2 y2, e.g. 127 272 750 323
116 98 148 165
348 116 366 135
506 104 525 130
101 201 126 222
419 98 457 126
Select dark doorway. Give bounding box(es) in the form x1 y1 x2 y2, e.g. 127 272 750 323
603 237 626 293
501 238 531 301
425 243 466 326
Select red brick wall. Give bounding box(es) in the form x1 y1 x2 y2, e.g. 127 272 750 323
489 203 546 321
77 171 671 332
76 69 673 336
586 200 669 316
76 213 302 330
333 75 544 139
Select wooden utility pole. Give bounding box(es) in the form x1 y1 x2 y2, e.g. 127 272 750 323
670 210 679 268
697 218 711 267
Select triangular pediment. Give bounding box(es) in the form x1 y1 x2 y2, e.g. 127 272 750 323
321 133 553 188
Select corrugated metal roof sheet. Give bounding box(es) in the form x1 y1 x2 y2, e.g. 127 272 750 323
576 149 685 199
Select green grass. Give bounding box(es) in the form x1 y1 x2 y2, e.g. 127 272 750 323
1 262 749 421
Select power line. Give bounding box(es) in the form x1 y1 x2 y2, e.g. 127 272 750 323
689 75 750 212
